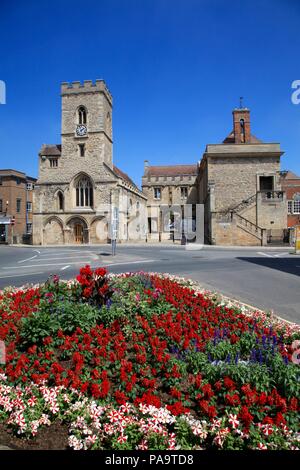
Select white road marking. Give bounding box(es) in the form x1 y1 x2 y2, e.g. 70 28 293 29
2 261 95 269
39 250 96 255
61 265 70 271
18 254 38 263
257 252 274 258
32 255 97 261
0 272 43 279
104 259 156 267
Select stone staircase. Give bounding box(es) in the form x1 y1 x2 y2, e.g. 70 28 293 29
221 193 266 245
233 213 265 243
226 193 257 216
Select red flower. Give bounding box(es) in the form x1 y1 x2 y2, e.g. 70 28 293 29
83 287 93 298
94 268 107 277
90 383 101 398
238 405 254 428
167 401 189 416
223 377 236 390
274 412 286 426
115 390 128 405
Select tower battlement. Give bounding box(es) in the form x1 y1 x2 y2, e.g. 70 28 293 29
61 79 112 104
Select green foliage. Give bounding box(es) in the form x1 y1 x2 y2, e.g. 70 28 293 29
20 301 102 347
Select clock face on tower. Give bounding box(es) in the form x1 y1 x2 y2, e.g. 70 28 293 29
76 125 87 137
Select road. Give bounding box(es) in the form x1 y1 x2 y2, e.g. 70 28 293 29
0 244 299 324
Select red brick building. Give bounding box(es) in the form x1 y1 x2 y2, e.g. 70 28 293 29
0 169 36 244
280 170 300 228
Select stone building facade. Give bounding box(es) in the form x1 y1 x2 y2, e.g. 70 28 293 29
198 108 287 245
33 80 147 245
141 162 199 241
0 169 36 244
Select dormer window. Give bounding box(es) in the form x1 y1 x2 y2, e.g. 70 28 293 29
78 106 87 125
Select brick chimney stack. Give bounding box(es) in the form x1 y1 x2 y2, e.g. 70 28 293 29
233 108 251 143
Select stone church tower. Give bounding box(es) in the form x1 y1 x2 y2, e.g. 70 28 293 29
33 80 146 245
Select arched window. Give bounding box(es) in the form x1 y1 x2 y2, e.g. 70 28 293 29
78 106 87 125
240 118 245 132
75 176 93 207
57 191 64 211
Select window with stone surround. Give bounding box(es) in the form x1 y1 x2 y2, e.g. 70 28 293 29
154 187 161 200
26 202 32 212
181 187 188 199
49 158 58 168
78 106 87 125
57 191 64 211
75 176 93 208
78 144 85 157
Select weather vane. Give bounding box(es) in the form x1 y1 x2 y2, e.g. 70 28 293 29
239 96 244 108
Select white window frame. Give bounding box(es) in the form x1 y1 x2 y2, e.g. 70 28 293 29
26 201 32 212
293 200 300 214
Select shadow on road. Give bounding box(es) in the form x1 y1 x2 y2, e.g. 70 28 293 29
237 257 300 277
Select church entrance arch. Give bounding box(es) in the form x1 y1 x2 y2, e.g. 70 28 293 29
67 217 88 244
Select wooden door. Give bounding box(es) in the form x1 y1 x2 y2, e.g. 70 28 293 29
74 224 83 244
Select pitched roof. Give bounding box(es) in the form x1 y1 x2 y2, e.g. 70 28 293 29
145 164 198 177
222 131 263 144
113 164 139 190
39 144 62 156
283 170 300 179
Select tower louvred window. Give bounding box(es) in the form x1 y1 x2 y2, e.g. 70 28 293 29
78 106 87 125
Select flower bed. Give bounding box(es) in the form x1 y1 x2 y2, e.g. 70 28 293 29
0 266 299 450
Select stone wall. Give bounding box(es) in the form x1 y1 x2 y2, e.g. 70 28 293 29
207 155 281 212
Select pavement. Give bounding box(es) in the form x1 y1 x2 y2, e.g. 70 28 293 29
0 244 299 324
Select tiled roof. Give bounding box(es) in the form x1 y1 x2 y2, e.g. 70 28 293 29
113 165 139 190
145 164 198 177
39 144 62 156
282 170 300 180
222 132 263 144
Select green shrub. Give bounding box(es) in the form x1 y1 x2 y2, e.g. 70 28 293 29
20 301 102 347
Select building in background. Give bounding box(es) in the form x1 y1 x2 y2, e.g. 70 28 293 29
198 107 287 246
33 80 147 245
142 162 199 241
0 169 36 244
280 170 300 230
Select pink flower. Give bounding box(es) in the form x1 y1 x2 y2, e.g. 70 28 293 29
257 442 268 450
228 414 239 429
117 434 128 443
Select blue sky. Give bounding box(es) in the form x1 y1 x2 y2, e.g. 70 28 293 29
0 0 300 186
